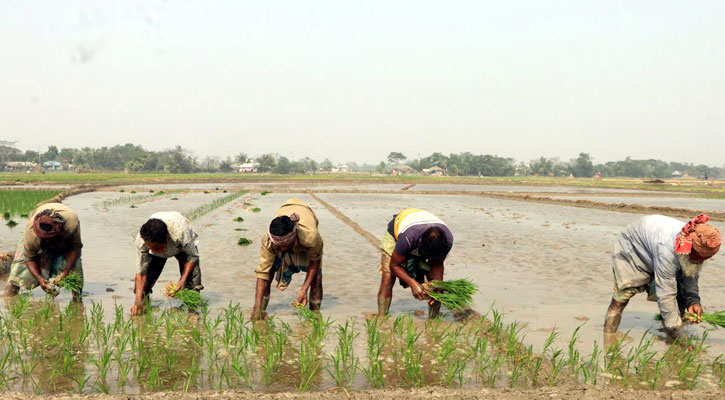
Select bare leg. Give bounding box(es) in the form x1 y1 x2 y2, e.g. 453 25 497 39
4 283 19 297
604 298 629 333
427 264 444 319
309 270 323 312
377 273 395 316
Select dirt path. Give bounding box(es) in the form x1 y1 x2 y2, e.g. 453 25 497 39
7 387 723 399
308 192 382 248
288 189 725 222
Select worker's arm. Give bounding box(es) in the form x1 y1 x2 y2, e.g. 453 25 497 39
389 250 426 300
252 235 276 319
654 245 689 343
25 258 52 292
297 259 320 305
60 249 81 280
131 273 147 315
678 273 702 322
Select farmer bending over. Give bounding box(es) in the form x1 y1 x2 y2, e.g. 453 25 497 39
377 208 453 318
252 198 323 320
131 211 203 315
4 203 83 300
604 214 721 344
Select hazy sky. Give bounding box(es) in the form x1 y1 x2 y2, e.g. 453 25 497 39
1 1 723 165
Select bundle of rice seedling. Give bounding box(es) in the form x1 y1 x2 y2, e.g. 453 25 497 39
57 272 83 296
164 282 207 310
422 279 477 311
655 311 725 328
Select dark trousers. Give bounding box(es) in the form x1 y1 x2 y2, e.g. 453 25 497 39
136 253 203 296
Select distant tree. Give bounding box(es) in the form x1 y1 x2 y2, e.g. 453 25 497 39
274 156 292 174
235 153 248 163
0 140 21 163
376 161 387 174
219 157 234 172
257 154 276 173
387 152 406 164
570 153 594 177
43 145 59 162
319 158 333 171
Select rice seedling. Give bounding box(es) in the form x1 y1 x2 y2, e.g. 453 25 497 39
326 319 359 388
0 190 61 217
233 216 244 222
251 207 261 212
362 317 386 388
164 283 207 310
261 191 271 195
237 237 252 246
171 197 179 200
5 219 17 227
54 272 83 297
184 191 247 221
422 279 477 311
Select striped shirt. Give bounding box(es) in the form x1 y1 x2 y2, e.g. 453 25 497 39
386 208 453 257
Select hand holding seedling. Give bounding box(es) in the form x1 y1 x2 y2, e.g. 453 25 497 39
687 304 703 323
297 288 308 306
130 302 144 316
410 282 426 300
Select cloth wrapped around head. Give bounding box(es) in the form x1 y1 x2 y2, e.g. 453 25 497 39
675 214 721 258
268 213 299 247
32 209 65 240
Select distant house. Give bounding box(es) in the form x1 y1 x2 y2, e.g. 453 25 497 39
331 165 350 173
671 170 683 179
237 162 260 173
4 162 39 171
391 165 415 176
43 161 63 170
422 166 445 176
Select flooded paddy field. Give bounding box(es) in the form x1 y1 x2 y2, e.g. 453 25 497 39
1 182 725 395
556 195 725 214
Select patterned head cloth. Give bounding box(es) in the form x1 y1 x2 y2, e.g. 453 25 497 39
32 209 65 240
675 214 721 258
268 213 299 248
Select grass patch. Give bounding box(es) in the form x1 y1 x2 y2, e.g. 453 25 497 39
233 216 244 222
250 207 261 213
237 237 252 246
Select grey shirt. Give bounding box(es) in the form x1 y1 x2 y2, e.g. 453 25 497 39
613 215 698 329
135 212 199 274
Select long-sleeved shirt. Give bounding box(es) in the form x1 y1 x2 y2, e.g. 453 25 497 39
256 198 323 280
135 211 199 274
613 215 699 329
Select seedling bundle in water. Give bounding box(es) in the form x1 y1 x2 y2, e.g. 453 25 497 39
164 283 207 310
422 279 477 311
46 272 83 297
655 311 725 328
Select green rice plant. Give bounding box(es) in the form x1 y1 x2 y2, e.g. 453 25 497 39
402 317 424 387
237 237 252 246
297 339 321 392
422 279 477 311
55 272 83 297
183 191 247 221
164 284 207 310
261 318 289 385
326 318 359 388
233 216 244 222
0 190 61 216
171 197 179 200
655 311 725 328
261 191 271 195
250 207 261 212
362 317 386 388
5 219 17 227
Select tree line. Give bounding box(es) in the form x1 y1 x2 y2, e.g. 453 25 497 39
0 141 722 178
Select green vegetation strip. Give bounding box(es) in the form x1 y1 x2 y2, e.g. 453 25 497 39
98 190 179 208
0 298 719 394
655 311 725 328
183 191 247 221
0 190 62 217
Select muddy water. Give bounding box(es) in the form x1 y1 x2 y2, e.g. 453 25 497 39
2 185 725 390
557 195 725 213
314 193 725 358
408 184 678 194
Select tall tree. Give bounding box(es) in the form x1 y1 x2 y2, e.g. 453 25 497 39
387 152 406 164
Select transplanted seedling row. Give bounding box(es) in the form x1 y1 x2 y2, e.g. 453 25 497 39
0 298 721 395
